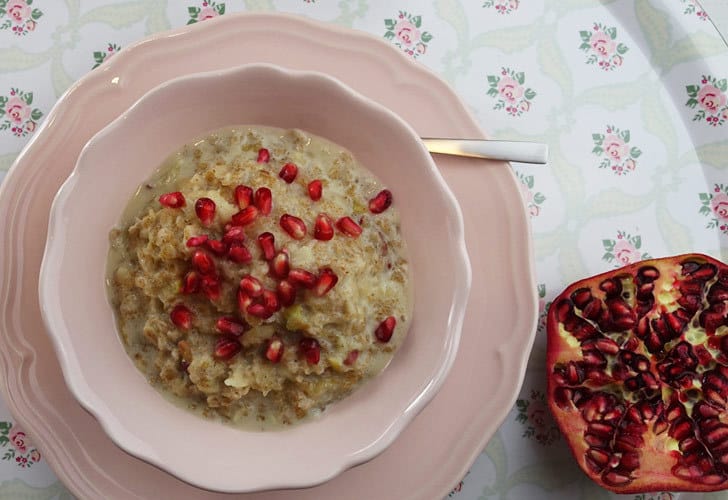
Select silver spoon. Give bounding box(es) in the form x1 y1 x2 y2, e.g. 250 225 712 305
421 138 549 165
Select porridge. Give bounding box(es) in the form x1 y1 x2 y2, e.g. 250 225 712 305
106 126 412 428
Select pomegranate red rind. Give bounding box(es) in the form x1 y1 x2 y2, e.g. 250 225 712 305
547 253 728 493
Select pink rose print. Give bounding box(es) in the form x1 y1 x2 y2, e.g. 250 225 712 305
9 429 26 453
579 23 628 71
515 390 560 445
603 134 628 162
592 125 642 176
486 67 536 116
590 30 616 58
92 43 122 69
384 11 433 59
5 96 29 124
187 1 225 25
482 0 519 15
0 88 43 137
497 76 524 103
0 421 42 468
711 192 728 221
700 184 728 235
517 174 545 218
602 231 650 267
394 19 419 46
6 0 29 23
697 84 727 113
686 75 728 126
613 239 641 264
0 0 43 36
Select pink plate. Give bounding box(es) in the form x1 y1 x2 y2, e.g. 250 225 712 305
0 12 537 499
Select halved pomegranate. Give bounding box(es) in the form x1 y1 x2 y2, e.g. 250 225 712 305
547 253 728 493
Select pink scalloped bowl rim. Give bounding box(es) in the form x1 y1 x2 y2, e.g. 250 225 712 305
38 63 471 493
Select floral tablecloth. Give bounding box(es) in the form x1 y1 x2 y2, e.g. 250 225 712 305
1 1 727 499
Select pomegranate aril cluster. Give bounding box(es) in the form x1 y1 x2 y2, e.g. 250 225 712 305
160 145 398 367
549 255 728 491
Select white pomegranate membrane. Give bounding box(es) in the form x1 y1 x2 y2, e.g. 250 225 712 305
106 126 412 429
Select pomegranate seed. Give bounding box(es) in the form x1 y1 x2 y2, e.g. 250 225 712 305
216 316 247 336
335 216 362 238
314 213 334 241
194 197 216 226
231 205 259 226
191 249 215 275
299 338 321 365
257 232 276 260
234 185 254 208
214 335 241 360
222 226 246 244
369 189 393 214
240 275 263 297
181 271 200 294
254 187 272 215
288 268 317 289
159 191 185 208
279 162 298 183
277 280 296 307
344 350 359 366
313 267 338 296
269 250 290 279
200 275 220 301
186 235 208 247
256 148 270 163
237 289 253 311
247 303 273 319
375 316 396 342
228 243 252 263
205 239 228 256
170 304 193 330
262 289 280 313
265 337 284 363
280 214 307 239
307 180 322 201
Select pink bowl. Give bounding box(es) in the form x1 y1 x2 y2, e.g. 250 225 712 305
39 64 471 493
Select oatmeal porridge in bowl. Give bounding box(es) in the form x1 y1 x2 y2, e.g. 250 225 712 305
109 125 413 427
39 64 470 492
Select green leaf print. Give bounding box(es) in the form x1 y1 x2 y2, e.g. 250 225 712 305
515 71 525 85
383 31 394 41
217 4 226 15
22 92 32 105
31 8 42 20
384 19 395 29
616 43 628 55
524 88 536 100
592 133 604 143
592 146 603 155
487 75 498 84
411 15 421 28
486 88 499 97
31 109 42 120
699 192 712 201
602 239 615 251
579 42 590 50
533 192 546 204
686 97 698 108
620 129 630 142
631 235 642 248
421 31 433 43
718 79 728 92
699 206 712 216
579 30 590 41
606 27 617 40
630 147 642 158
686 84 700 97
188 6 200 15
523 175 534 189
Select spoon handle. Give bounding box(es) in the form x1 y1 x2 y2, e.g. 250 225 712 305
421 138 549 165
